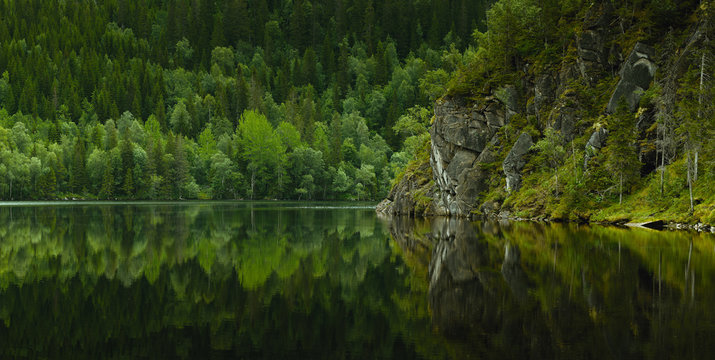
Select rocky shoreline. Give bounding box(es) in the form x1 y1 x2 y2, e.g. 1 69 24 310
377 199 715 234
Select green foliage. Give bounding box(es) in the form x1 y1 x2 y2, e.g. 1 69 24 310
474 0 542 71
0 0 490 201
238 110 286 199
532 128 565 173
604 101 641 204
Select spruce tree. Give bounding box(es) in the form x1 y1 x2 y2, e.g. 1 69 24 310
99 163 114 199
69 139 87 194
605 101 641 205
123 168 134 197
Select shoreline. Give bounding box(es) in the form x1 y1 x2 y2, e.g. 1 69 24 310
377 202 715 234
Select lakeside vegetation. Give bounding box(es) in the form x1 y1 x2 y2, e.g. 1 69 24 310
0 0 489 201
0 0 712 226
390 0 714 225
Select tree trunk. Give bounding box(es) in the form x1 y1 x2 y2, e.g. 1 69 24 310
698 52 705 119
687 150 694 214
695 51 705 182
251 171 255 200
694 150 699 182
659 122 665 195
555 170 559 196
660 153 665 195
619 173 623 205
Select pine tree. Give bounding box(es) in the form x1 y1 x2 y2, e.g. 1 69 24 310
70 139 87 194
605 101 641 205
99 162 114 199
123 168 134 197
173 135 190 199
39 168 57 199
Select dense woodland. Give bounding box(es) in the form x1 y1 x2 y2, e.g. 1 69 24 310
0 0 712 222
0 0 489 200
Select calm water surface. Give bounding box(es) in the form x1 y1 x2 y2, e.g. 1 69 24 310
0 202 714 359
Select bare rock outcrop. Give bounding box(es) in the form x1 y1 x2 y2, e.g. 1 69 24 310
606 43 657 113
430 96 505 216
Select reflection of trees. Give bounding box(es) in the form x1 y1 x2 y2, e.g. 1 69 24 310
0 203 437 358
391 217 715 358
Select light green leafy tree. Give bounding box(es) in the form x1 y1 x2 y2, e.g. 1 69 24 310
533 127 566 191
170 100 192 137
237 110 286 199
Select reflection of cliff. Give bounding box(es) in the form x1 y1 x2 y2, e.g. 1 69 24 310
427 220 499 336
388 216 715 358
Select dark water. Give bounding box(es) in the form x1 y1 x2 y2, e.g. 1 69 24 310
0 202 714 359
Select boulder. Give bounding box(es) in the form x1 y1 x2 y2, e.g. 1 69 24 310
502 133 533 192
375 198 392 214
586 127 608 150
607 43 657 113
584 127 608 169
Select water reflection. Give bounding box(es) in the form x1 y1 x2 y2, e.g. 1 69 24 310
0 203 442 359
3 203 715 358
389 217 715 359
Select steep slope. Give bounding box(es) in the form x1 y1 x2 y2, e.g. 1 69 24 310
381 0 715 226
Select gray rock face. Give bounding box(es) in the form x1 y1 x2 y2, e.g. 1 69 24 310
496 86 519 122
607 43 657 113
534 74 556 113
576 1 617 82
548 99 578 142
577 30 607 81
378 158 437 216
430 96 506 216
584 127 608 169
502 133 533 192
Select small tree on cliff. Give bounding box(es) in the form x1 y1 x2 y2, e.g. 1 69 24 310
605 101 641 205
533 127 565 193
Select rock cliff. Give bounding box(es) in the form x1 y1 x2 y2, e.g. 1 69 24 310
429 96 505 216
382 37 663 218
379 1 713 224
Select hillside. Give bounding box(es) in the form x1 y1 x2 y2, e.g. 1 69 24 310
0 0 490 201
379 0 715 226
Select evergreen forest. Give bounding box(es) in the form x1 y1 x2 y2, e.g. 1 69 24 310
0 0 489 200
0 0 713 226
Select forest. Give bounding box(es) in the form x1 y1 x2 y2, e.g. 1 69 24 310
0 0 712 224
0 0 489 200
379 0 714 224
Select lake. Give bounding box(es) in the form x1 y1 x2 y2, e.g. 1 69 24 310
0 202 714 359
